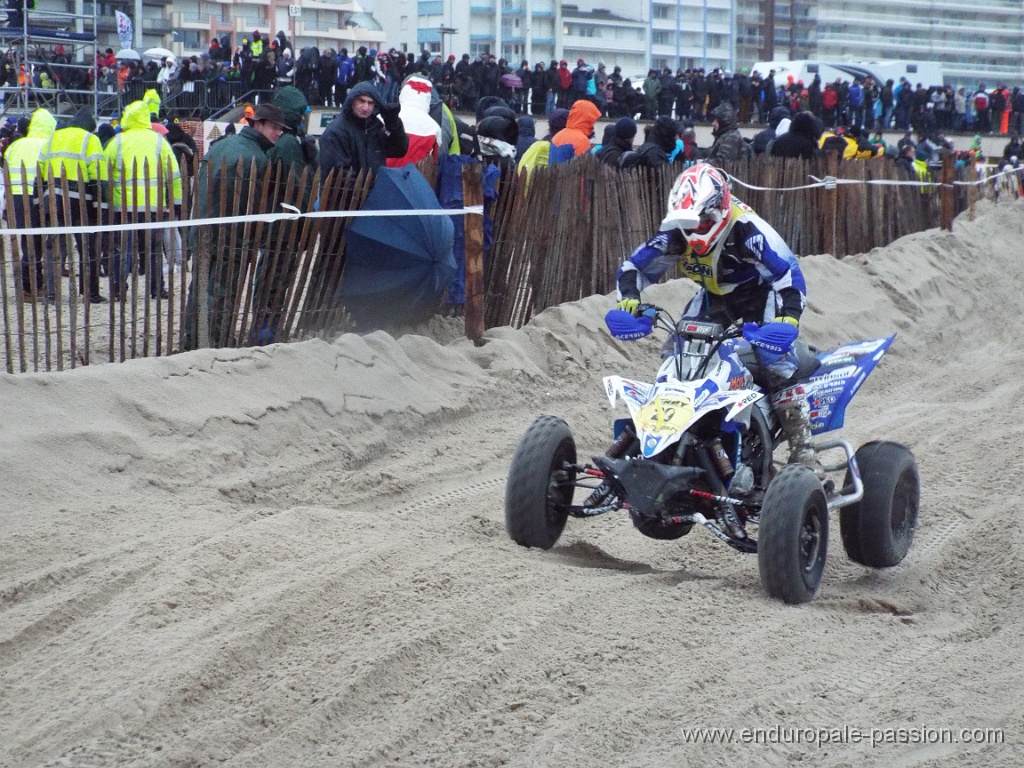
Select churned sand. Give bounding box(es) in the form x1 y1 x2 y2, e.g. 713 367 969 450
1 200 1021 767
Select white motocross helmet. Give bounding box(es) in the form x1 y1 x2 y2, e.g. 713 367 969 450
660 164 732 256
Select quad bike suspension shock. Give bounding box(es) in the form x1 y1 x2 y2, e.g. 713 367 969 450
584 424 636 507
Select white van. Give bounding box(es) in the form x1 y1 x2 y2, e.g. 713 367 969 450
750 60 945 88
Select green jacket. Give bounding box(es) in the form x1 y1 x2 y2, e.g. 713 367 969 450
643 76 661 100
196 124 273 219
267 85 317 175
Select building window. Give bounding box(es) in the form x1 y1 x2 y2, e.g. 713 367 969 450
652 30 673 45
83 1 131 17
178 29 202 48
400 15 409 30
470 41 491 56
563 23 594 37
653 5 672 19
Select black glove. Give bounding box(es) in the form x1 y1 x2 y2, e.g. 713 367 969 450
379 102 402 131
300 134 318 166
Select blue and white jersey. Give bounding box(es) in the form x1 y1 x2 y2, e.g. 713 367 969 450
617 201 807 318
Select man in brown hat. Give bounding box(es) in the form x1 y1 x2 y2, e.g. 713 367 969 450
185 102 289 348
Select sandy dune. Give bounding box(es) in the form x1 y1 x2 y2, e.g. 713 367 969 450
2 200 1022 767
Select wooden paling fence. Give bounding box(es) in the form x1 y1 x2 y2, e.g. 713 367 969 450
0 151 994 374
482 153 986 329
0 158 435 373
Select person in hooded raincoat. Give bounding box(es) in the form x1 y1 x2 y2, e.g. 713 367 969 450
594 117 636 166
770 111 824 160
319 81 407 178
551 97 601 156
620 116 676 168
39 106 106 302
100 99 182 301
5 108 56 299
268 85 317 174
386 75 442 167
706 102 751 163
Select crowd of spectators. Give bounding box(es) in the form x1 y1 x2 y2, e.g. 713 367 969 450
7 31 1024 341
6 24 1024 142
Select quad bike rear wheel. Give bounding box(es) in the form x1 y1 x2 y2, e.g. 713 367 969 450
840 441 920 567
505 416 577 549
758 464 829 604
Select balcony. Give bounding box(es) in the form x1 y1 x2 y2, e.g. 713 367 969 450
234 16 269 32
562 35 646 55
142 16 173 35
172 11 211 28
418 0 444 15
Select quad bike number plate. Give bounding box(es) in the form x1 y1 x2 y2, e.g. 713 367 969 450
635 396 694 436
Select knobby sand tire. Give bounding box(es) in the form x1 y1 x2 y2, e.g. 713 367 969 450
840 441 920 567
505 416 576 550
758 464 829 604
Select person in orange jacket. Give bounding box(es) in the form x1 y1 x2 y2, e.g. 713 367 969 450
551 97 601 156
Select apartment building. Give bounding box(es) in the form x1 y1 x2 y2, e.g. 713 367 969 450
649 0 732 72
372 0 1023 86
17 0 173 52
171 0 385 58
735 0 1024 86
370 0 646 72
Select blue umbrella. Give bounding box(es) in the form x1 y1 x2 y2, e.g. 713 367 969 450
340 166 456 328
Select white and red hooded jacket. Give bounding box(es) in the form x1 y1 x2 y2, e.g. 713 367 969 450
386 75 442 168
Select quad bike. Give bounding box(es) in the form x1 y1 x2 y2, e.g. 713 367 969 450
504 305 920 604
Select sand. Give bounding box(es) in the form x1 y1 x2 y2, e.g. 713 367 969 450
2 200 1022 767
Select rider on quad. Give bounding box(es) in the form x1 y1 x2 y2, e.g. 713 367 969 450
615 163 822 478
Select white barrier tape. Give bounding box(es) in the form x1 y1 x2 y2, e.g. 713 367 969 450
0 203 485 238
810 175 945 188
727 164 1024 194
950 166 1024 186
724 175 829 192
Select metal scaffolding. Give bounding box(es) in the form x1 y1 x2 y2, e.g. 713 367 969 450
0 0 100 119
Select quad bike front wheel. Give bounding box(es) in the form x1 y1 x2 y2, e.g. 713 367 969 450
840 441 920 567
758 464 830 604
505 416 577 549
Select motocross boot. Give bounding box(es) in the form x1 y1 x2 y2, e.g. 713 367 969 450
719 504 748 539
773 398 826 481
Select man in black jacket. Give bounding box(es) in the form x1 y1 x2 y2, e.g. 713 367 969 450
595 117 636 166
544 60 560 115
620 115 676 168
319 81 407 178
770 111 823 160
